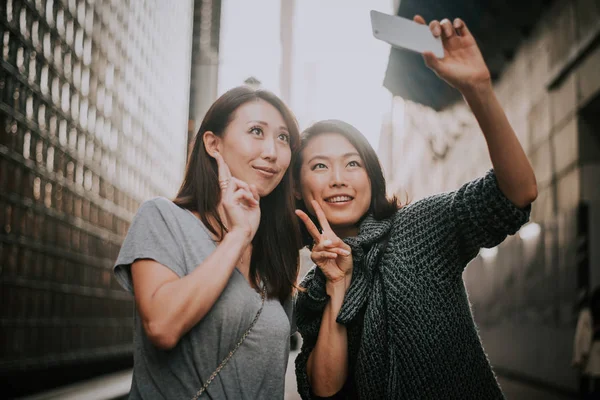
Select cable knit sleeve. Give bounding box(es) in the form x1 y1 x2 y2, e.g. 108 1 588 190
450 169 531 263
394 169 531 275
294 265 329 399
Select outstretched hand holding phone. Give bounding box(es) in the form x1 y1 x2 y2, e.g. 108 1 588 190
370 10 491 94
412 15 491 94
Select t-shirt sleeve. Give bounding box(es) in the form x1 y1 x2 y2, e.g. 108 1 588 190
113 198 185 294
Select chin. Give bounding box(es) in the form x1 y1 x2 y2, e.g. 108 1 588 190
328 216 360 228
257 178 285 198
257 187 270 198
257 183 278 198
234 175 270 197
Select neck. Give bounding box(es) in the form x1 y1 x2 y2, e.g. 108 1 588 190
332 224 359 239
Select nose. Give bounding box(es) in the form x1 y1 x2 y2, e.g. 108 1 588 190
330 166 347 188
261 138 277 161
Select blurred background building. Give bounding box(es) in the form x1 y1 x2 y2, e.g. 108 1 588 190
0 0 218 396
188 0 221 150
1 0 599 398
379 0 600 396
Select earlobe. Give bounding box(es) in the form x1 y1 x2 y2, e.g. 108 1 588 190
293 188 303 201
202 131 221 158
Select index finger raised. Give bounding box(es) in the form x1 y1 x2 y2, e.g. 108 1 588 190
311 200 333 235
295 209 322 243
213 151 232 184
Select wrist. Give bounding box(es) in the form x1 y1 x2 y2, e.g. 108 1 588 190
460 78 493 101
227 227 253 246
326 275 351 297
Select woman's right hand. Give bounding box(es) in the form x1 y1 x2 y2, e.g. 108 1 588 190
296 200 353 285
214 151 260 241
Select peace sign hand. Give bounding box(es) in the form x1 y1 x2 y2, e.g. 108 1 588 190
295 200 353 285
214 151 261 241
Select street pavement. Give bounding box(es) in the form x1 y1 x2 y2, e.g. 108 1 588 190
284 350 577 400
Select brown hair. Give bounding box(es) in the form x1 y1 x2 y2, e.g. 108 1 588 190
174 86 302 302
293 119 402 246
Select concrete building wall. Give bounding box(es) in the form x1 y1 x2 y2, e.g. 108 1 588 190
0 0 197 395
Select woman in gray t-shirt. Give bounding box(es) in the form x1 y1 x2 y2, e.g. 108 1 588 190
114 86 305 399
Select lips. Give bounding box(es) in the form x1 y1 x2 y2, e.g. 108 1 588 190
253 166 279 176
325 195 354 203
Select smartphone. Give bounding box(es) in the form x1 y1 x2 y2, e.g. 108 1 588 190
370 10 444 58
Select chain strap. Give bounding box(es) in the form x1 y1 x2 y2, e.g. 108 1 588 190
191 285 267 400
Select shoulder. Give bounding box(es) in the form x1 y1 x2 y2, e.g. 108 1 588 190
135 197 185 221
140 196 178 213
392 171 501 228
129 197 194 238
387 193 459 259
392 192 454 228
139 198 217 245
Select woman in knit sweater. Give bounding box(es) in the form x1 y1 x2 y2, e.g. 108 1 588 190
292 16 538 400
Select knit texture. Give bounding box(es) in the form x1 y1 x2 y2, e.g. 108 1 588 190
295 170 531 400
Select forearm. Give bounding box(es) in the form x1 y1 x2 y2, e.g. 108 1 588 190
145 229 250 346
462 83 538 208
307 279 350 396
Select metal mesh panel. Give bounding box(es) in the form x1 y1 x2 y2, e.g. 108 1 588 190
0 0 193 376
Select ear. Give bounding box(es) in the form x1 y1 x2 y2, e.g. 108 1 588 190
202 131 221 158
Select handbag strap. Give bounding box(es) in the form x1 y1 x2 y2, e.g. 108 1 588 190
191 285 267 400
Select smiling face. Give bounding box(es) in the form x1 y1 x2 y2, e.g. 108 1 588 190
297 132 372 237
207 99 292 197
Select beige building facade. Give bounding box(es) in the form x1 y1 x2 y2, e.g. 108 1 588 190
379 0 600 392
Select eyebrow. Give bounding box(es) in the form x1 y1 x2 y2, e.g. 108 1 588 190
248 120 288 132
307 152 361 164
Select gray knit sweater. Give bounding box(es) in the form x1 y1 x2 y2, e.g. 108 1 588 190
295 170 531 400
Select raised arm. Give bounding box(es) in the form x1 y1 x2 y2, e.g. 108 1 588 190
131 227 251 350
414 15 537 208
295 201 353 397
130 152 260 350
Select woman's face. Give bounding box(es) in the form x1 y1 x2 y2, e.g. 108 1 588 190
297 133 372 237
217 99 292 197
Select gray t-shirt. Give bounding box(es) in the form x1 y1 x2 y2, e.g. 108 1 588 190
114 197 295 400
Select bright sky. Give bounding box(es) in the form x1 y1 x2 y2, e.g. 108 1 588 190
218 0 282 94
218 0 394 150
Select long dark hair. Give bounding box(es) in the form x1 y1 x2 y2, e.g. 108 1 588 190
293 119 402 246
174 86 302 302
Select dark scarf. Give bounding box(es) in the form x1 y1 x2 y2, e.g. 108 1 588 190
295 213 395 399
